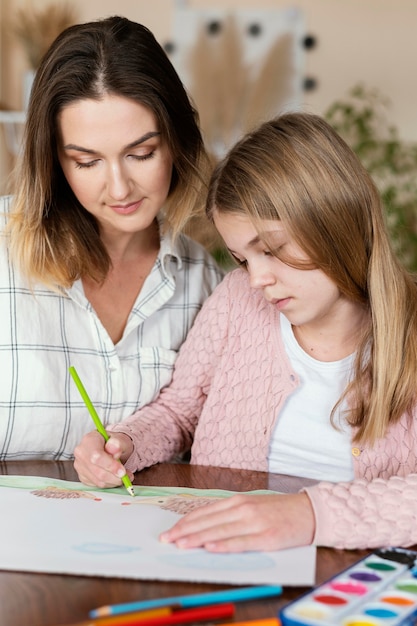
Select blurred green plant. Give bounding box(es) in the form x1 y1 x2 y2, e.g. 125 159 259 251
325 84 417 273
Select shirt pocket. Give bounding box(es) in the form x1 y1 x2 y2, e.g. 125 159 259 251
125 346 178 408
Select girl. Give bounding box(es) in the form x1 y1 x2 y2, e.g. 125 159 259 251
74 112 417 551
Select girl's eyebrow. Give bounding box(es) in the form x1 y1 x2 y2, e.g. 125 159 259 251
246 233 282 249
62 131 161 154
228 234 276 257
227 236 260 258
247 235 261 248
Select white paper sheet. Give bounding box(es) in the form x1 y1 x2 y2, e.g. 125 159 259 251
0 476 316 586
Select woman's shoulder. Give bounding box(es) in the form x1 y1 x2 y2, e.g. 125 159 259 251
0 195 12 226
0 196 13 244
174 233 220 263
164 235 224 298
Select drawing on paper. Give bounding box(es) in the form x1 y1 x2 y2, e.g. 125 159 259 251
0 475 317 586
30 486 102 501
30 486 220 513
121 494 222 514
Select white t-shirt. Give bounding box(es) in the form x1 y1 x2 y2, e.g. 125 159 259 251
268 314 355 481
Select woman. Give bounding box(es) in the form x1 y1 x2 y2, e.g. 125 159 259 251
0 16 223 460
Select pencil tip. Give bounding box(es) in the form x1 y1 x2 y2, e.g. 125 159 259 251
90 607 108 617
128 486 135 497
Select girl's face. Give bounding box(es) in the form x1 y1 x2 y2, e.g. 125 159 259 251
214 211 353 332
57 94 173 240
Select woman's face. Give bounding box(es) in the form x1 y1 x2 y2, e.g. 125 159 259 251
57 94 173 239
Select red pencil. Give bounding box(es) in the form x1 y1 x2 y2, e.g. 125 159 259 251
89 602 235 626
63 602 235 626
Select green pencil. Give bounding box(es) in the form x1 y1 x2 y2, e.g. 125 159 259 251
69 365 135 497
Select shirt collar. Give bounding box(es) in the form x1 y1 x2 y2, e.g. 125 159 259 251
157 215 183 273
64 215 183 301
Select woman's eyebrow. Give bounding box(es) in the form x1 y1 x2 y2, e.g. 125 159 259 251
63 131 161 153
125 131 161 150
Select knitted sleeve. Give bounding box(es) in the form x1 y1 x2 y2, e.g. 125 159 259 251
304 473 417 549
109 271 235 471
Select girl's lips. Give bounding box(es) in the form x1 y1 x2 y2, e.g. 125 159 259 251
272 297 291 310
109 200 142 215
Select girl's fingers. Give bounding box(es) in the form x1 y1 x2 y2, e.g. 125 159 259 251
160 493 315 553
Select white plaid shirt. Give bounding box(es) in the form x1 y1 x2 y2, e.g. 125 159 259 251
0 195 224 460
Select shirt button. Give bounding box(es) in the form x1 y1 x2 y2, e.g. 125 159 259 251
351 447 361 457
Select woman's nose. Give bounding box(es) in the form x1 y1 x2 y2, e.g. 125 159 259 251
107 164 131 200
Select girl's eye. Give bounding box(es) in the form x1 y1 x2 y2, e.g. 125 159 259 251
264 246 283 258
232 256 247 268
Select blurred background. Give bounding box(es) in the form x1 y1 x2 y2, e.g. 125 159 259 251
1 0 417 269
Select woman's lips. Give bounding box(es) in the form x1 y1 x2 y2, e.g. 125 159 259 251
109 200 142 215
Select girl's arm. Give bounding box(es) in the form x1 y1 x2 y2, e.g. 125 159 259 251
74 273 234 486
159 473 417 552
305 473 417 549
159 491 315 552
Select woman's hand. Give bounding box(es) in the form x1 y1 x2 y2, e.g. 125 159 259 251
159 492 315 552
73 430 134 489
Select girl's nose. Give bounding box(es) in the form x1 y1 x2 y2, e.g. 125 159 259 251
248 264 276 290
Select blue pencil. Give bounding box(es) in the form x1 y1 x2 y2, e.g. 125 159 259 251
90 585 283 617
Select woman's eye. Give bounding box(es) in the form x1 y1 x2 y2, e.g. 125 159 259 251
131 151 155 161
75 160 98 169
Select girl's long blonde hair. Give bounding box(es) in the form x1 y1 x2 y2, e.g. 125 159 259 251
206 112 417 444
7 16 210 289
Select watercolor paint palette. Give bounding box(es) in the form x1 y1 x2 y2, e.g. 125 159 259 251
279 547 417 626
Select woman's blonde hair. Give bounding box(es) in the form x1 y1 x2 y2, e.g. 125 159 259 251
206 112 417 444
7 16 209 288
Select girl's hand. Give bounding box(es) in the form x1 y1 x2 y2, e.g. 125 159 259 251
73 430 134 488
159 492 315 552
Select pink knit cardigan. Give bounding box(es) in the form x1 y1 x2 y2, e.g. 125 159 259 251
111 269 417 549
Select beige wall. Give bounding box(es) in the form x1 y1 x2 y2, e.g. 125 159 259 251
0 0 416 191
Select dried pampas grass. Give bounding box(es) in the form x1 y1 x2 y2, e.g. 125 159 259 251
187 16 247 160
185 14 296 255
12 2 77 68
187 23 220 152
188 14 295 162
215 15 247 148
242 32 294 133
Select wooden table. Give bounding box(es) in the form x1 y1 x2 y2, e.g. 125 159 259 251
0 461 371 626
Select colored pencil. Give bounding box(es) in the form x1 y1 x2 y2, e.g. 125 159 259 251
60 602 234 626
90 585 282 618
60 607 173 626
217 617 281 626
69 365 134 497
